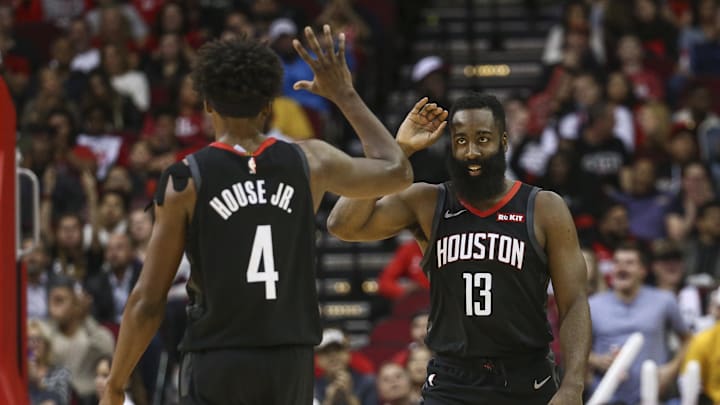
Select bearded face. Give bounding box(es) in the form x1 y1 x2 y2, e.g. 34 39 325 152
448 108 507 202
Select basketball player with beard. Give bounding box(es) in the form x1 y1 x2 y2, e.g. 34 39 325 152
328 93 591 404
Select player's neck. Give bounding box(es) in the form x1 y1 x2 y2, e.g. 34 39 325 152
461 178 514 211
216 122 267 153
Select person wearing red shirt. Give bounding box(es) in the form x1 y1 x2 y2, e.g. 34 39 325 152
378 239 429 300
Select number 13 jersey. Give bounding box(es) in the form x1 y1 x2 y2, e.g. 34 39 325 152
181 138 319 352
422 181 552 358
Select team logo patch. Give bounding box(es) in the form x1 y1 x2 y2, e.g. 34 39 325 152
248 157 257 174
496 212 525 223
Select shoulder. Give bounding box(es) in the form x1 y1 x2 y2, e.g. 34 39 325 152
534 190 572 224
643 287 677 305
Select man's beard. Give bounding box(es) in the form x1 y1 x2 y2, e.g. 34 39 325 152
447 147 507 203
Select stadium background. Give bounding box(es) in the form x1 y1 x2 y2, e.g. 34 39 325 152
2 0 720 403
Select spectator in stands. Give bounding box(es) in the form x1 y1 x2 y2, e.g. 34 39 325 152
376 362 417 405
24 238 52 320
21 124 55 180
224 8 256 40
315 328 377 405
574 102 631 194
542 1 604 66
140 107 180 175
650 239 703 332
398 56 449 184
75 104 127 180
266 96 316 141
538 151 589 217
556 72 603 145
101 43 150 112
28 319 72 405
684 200 720 282
656 123 699 193
377 239 428 301
147 1 203 51
583 248 606 297
678 0 719 75
46 276 115 404
404 346 430 403
610 156 673 241
144 33 192 109
636 101 672 161
85 233 141 325
128 209 152 262
174 74 207 150
83 189 129 252
87 1 148 48
391 311 429 366
81 70 142 132
632 0 678 76
616 34 665 102
21 67 78 129
94 355 148 405
69 17 100 74
585 202 632 279
48 213 101 281
673 84 720 140
588 242 690 404
666 162 717 242
681 287 720 405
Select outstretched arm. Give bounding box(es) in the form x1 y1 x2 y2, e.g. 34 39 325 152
538 191 591 405
293 26 426 201
101 178 193 405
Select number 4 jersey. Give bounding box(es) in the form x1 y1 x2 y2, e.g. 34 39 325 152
180 138 320 352
422 181 552 358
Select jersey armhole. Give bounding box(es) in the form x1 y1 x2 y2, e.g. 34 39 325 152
290 143 311 184
527 187 548 264
419 183 447 269
186 154 202 192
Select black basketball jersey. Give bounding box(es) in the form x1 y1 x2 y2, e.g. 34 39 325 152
422 181 552 358
179 138 320 352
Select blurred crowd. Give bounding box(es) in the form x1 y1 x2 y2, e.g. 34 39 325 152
4 0 720 404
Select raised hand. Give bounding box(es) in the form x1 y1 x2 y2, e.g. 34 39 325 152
292 25 354 103
396 97 448 156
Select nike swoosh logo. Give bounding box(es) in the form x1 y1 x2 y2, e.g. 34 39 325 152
533 375 552 390
444 209 467 219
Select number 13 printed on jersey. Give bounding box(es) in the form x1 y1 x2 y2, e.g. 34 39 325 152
463 272 492 316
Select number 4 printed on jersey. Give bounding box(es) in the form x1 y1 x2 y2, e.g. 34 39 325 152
247 225 279 300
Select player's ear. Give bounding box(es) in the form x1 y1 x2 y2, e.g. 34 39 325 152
502 132 508 152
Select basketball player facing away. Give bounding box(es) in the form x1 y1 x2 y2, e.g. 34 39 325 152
328 93 592 405
100 26 448 405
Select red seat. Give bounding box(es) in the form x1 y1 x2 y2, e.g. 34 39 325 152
360 343 404 369
369 318 411 346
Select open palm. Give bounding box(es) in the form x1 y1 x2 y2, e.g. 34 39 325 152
396 98 448 155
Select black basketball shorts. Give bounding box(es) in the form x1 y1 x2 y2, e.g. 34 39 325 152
179 346 314 405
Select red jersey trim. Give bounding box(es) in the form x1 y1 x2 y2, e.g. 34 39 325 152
210 137 277 157
459 180 522 218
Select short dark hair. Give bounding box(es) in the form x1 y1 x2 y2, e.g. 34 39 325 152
449 92 507 134
615 241 650 269
192 38 283 118
101 189 130 213
49 274 77 292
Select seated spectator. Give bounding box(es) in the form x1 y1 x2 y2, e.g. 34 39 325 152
101 43 150 112
666 162 717 242
391 311 429 366
69 17 101 74
83 189 129 254
610 156 673 241
378 239 428 301
376 362 417 405
94 355 148 405
87 1 148 49
632 0 678 79
650 239 703 332
84 233 141 325
315 328 377 405
681 287 720 405
684 200 720 283
542 1 604 67
616 34 664 102
24 238 53 320
588 243 690 404
82 70 143 132
128 208 153 262
143 1 204 52
28 319 72 405
144 33 191 109
673 85 720 139
46 276 115 403
47 213 102 281
404 346 430 403
677 0 718 75
584 202 633 279
174 74 208 150
21 67 78 129
656 123 700 194
538 151 590 218
635 101 672 162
